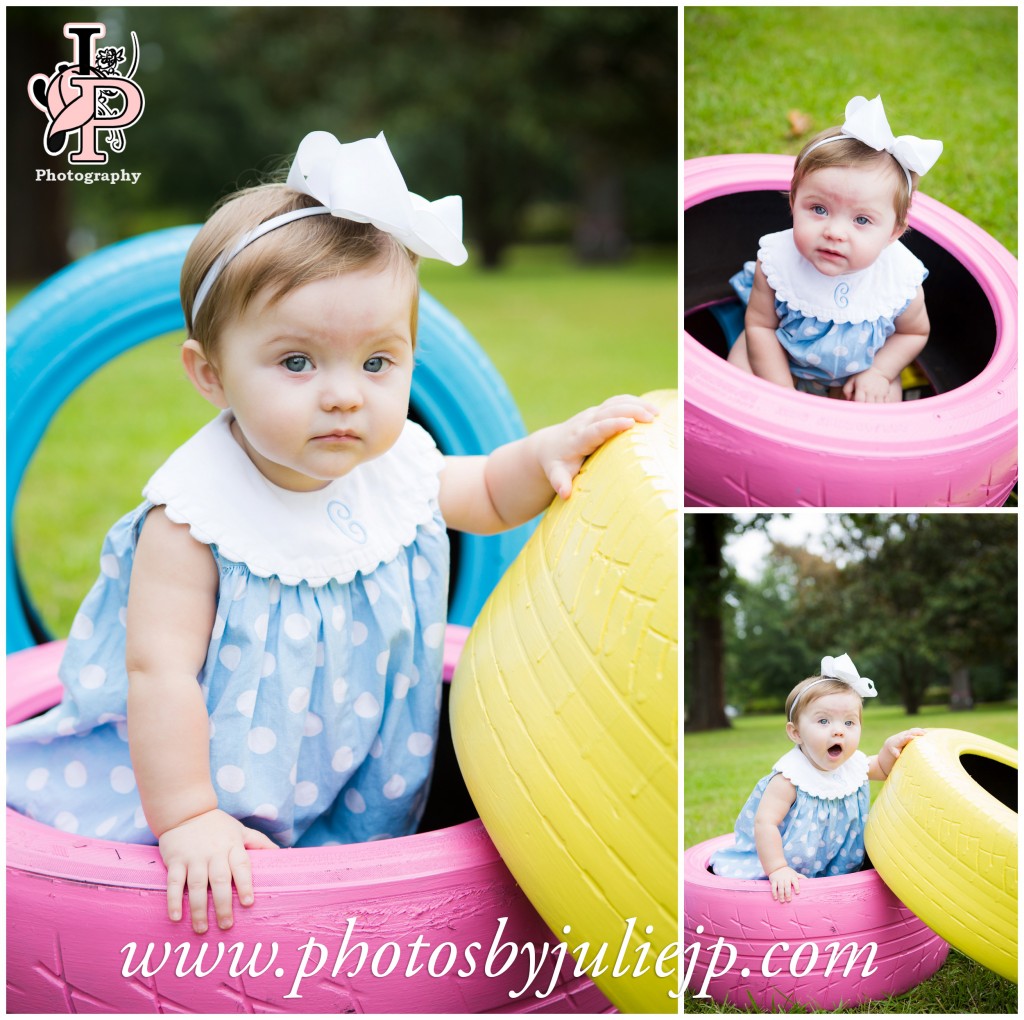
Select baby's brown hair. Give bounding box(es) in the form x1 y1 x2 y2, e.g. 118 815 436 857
181 184 420 361
790 128 917 232
786 676 863 724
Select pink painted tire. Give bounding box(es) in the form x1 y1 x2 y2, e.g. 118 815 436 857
683 835 949 1011
7 639 612 1014
684 154 1018 507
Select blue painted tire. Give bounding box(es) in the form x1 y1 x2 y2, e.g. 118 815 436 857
7 226 530 652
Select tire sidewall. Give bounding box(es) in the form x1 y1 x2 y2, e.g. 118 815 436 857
683 155 1018 507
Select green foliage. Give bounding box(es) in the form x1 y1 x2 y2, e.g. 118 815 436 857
712 514 1018 716
683 946 1018 1013
723 565 816 710
684 6 1017 254
15 7 677 268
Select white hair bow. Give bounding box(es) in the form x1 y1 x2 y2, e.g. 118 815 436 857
192 130 467 320
287 131 468 266
788 652 877 720
820 653 877 699
802 95 943 188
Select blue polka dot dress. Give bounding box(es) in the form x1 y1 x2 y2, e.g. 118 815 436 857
730 228 927 387
710 747 870 880
6 412 449 847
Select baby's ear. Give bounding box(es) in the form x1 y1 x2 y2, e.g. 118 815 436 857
182 339 228 409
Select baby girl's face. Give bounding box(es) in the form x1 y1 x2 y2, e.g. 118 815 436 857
792 164 903 277
786 691 862 773
206 264 416 491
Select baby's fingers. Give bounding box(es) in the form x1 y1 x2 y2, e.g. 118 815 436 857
208 856 236 931
166 860 187 924
229 830 277 915
549 463 576 500
229 838 270 912
581 414 641 451
244 826 279 851
186 863 211 934
595 394 660 421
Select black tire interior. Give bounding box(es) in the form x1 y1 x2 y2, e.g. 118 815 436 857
417 680 479 831
683 190 997 396
960 753 1017 813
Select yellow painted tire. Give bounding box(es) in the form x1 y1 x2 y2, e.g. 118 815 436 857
865 728 1018 982
450 390 678 1013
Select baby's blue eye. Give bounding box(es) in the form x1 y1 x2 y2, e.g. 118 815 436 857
283 355 312 373
855 215 871 226
812 205 827 216
364 356 388 374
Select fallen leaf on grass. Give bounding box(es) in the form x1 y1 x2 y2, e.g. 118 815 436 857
787 109 814 137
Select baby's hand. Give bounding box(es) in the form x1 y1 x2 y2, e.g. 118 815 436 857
842 367 898 403
882 727 926 763
158 808 278 934
768 865 801 903
538 395 659 499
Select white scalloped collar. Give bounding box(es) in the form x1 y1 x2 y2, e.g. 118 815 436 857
143 411 445 587
772 746 869 800
758 229 926 324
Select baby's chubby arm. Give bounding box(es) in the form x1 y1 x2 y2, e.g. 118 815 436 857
744 261 796 388
868 727 926 780
843 286 930 402
754 773 801 902
438 395 659 534
126 508 276 934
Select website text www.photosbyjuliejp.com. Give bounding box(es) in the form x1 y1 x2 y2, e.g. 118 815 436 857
683 925 879 998
119 915 680 1002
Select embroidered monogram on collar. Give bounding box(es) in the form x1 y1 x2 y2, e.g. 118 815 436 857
327 500 368 545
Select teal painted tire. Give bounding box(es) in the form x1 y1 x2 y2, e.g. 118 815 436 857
7 227 529 651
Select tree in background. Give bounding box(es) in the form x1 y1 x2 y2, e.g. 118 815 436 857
723 551 832 713
821 514 1018 712
683 514 731 731
7 6 78 277
688 513 1017 729
8 6 676 278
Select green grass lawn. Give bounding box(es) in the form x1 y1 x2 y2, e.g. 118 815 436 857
684 946 1018 1014
684 705 1018 1013
684 6 1017 255
10 244 676 639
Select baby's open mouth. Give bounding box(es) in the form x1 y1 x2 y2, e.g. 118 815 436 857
827 744 843 759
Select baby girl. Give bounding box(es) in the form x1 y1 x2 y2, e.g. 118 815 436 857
727 95 943 401
7 130 658 934
710 654 923 902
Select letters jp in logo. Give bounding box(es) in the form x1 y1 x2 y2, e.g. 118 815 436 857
27 23 144 165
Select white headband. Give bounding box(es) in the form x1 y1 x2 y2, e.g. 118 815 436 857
799 95 943 193
191 130 468 321
788 653 877 721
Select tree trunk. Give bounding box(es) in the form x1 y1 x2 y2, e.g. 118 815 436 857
898 652 920 715
573 153 629 263
686 515 730 731
7 8 73 281
948 664 973 711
